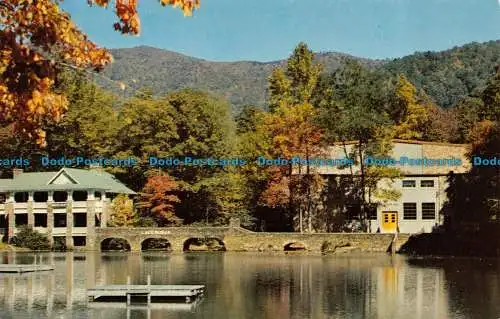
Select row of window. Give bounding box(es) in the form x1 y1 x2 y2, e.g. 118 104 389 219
0 213 100 228
403 202 436 220
402 180 435 188
0 191 106 203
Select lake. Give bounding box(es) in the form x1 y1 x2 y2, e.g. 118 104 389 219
0 252 499 319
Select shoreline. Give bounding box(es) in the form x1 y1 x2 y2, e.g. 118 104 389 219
2 249 500 259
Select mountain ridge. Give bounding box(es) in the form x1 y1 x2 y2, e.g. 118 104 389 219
99 40 500 111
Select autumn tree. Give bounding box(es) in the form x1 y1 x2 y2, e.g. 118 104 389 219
263 43 325 232
392 75 429 140
0 71 120 175
137 174 181 226
1 0 199 145
1 0 112 144
422 103 460 143
316 60 400 231
89 0 200 35
455 97 483 143
162 89 247 225
261 102 324 232
109 194 138 227
267 42 322 111
235 106 272 229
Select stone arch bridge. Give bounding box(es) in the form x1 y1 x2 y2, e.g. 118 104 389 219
92 225 410 253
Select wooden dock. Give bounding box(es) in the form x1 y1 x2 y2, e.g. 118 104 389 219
0 264 54 273
87 276 205 304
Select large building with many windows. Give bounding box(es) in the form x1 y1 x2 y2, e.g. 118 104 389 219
0 168 135 248
296 140 471 234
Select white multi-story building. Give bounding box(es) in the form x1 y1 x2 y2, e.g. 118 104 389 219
295 139 471 234
0 168 135 248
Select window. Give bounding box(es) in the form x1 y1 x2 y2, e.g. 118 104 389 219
368 206 377 220
422 203 436 219
54 213 67 227
73 236 86 247
14 192 28 203
402 180 416 188
421 180 435 187
403 203 417 220
73 213 87 227
34 192 48 202
15 214 28 226
346 204 361 220
73 191 87 201
34 214 47 227
53 191 67 202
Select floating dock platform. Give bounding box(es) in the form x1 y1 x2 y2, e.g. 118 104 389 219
0 264 54 273
87 283 205 304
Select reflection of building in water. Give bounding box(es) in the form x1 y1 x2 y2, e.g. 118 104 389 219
0 253 75 316
66 252 74 309
375 261 449 319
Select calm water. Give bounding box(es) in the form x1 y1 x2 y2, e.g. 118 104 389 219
0 252 499 319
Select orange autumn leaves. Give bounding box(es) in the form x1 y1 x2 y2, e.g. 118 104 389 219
89 0 200 34
259 103 323 209
1 0 199 145
138 174 181 225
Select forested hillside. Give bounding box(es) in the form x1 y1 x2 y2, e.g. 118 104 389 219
100 41 500 111
100 46 379 111
383 40 500 108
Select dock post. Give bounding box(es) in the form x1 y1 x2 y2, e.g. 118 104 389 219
147 275 151 305
126 276 131 306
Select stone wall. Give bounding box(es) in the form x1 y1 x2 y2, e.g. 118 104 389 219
92 226 408 253
223 233 396 252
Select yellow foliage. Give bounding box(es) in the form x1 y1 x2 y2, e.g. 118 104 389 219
393 75 429 140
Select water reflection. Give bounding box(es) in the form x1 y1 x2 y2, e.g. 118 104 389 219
0 252 499 319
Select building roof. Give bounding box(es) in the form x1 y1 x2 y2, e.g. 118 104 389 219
294 140 471 176
332 139 471 147
0 168 136 194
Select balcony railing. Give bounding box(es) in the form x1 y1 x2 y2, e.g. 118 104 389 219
33 202 47 209
72 201 88 208
52 202 67 208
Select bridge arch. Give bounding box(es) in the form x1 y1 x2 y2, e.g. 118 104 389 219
100 237 131 251
183 237 226 252
284 242 307 251
140 237 172 251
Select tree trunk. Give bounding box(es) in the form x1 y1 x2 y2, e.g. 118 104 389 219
306 147 312 233
358 141 367 232
292 162 301 233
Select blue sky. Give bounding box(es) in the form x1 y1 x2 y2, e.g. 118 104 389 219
61 0 500 62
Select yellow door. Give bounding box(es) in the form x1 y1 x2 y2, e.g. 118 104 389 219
381 211 398 233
